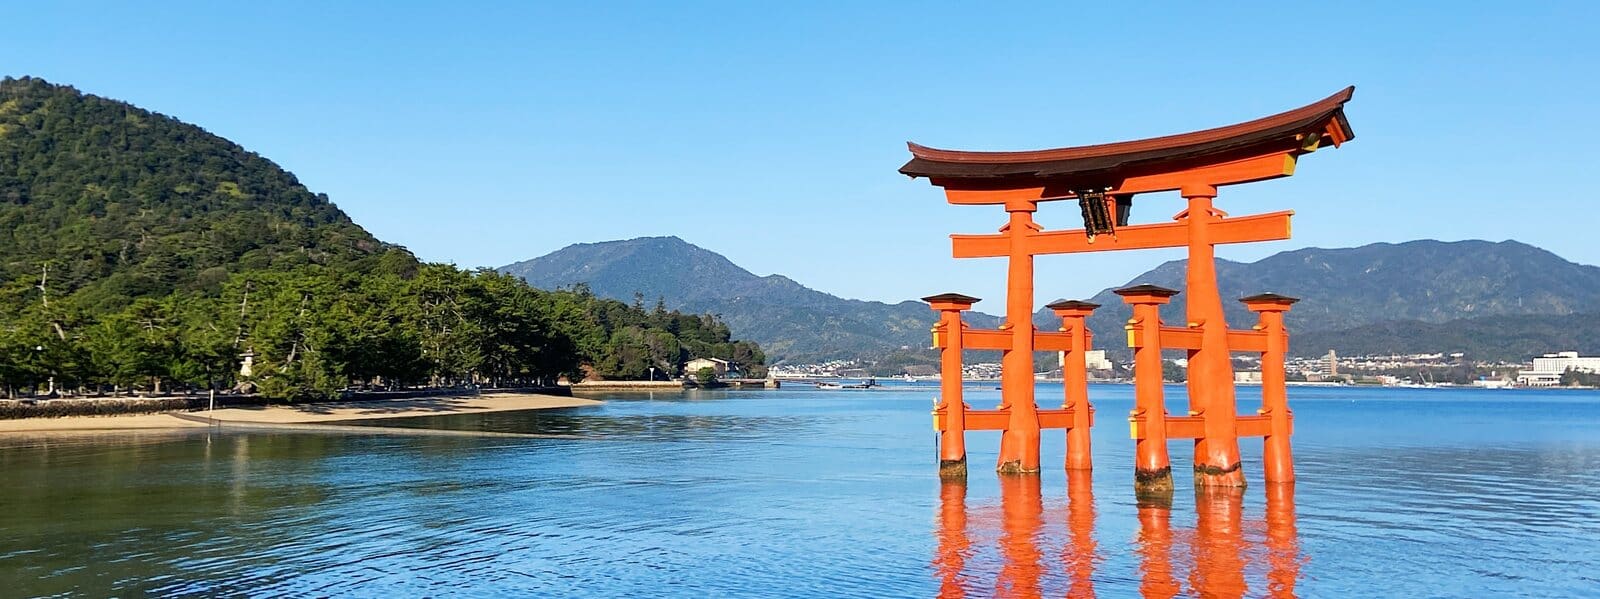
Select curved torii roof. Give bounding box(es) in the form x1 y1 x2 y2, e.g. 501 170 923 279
900 87 1354 191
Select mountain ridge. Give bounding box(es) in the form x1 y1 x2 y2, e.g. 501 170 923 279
1070 239 1600 348
499 236 972 361
504 236 1600 364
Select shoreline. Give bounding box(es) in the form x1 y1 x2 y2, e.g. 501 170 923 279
0 393 602 434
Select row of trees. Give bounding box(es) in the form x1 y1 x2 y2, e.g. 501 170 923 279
1560 369 1600 387
0 264 764 400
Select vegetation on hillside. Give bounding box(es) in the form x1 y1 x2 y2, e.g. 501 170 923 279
0 77 762 399
0 266 763 399
1292 312 1600 362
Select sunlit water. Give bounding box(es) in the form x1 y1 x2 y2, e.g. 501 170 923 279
3 383 1598 597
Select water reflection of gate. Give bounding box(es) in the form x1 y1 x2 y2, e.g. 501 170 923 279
936 478 1301 597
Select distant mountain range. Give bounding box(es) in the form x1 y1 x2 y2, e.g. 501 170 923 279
502 237 1600 364
498 237 988 362
1070 240 1600 335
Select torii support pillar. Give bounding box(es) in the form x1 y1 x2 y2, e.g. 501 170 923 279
1047 300 1099 471
925 293 980 478
998 200 1041 475
1243 293 1300 484
1181 185 1246 488
1117 284 1178 496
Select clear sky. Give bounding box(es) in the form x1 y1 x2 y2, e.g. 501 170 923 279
7 2 1598 305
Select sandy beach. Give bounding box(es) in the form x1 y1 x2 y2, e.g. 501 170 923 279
0 393 601 434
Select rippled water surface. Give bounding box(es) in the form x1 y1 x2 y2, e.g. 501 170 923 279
3 384 1599 597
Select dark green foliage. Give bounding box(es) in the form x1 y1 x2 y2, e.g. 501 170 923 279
0 77 762 400
1161 360 1187 383
0 76 397 304
694 366 716 385
561 283 765 380
0 395 258 420
1560 369 1600 387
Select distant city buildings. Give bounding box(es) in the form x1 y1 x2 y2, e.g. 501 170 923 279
1084 350 1113 371
1516 351 1600 387
769 348 1598 389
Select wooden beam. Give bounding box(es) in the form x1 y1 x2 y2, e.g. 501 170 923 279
953 210 1292 259
1130 413 1288 439
933 328 1076 352
1114 153 1297 196
1124 325 1282 353
935 407 1091 431
961 329 1011 351
937 152 1299 205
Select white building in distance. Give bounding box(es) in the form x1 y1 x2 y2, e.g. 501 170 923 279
1085 350 1113 371
1516 351 1600 387
685 357 730 378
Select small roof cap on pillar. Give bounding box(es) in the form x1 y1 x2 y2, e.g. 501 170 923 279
923 293 981 310
1045 299 1101 311
1240 292 1300 310
922 292 981 304
1239 292 1300 305
1112 284 1180 298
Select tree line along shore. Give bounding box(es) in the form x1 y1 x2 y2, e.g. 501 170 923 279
1 263 766 402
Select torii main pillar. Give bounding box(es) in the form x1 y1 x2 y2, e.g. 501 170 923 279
1181 184 1244 487
997 199 1041 474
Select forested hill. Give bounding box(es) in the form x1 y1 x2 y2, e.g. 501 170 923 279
0 78 762 399
0 76 408 307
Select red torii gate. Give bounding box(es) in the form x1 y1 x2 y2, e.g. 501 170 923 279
906 88 1355 491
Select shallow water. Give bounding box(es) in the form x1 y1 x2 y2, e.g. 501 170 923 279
2 383 1598 597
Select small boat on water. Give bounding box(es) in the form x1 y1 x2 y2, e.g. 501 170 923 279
816 378 878 390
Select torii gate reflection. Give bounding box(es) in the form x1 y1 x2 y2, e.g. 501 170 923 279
934 480 1302 598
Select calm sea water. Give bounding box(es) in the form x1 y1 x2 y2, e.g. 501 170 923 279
2 383 1598 597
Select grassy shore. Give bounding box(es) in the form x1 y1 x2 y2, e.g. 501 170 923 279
0 393 601 434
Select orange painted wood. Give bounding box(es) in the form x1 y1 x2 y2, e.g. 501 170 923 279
1113 153 1298 197
960 329 1011 350
938 153 1300 204
1034 332 1073 352
1130 414 1290 439
934 407 1090 431
1223 330 1270 353
1125 326 1283 353
951 211 1292 259
933 329 1074 352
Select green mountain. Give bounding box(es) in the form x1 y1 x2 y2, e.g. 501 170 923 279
499 236 991 362
1068 240 1600 358
0 77 761 398
0 76 410 308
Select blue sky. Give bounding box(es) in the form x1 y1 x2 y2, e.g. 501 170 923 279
7 2 1598 304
